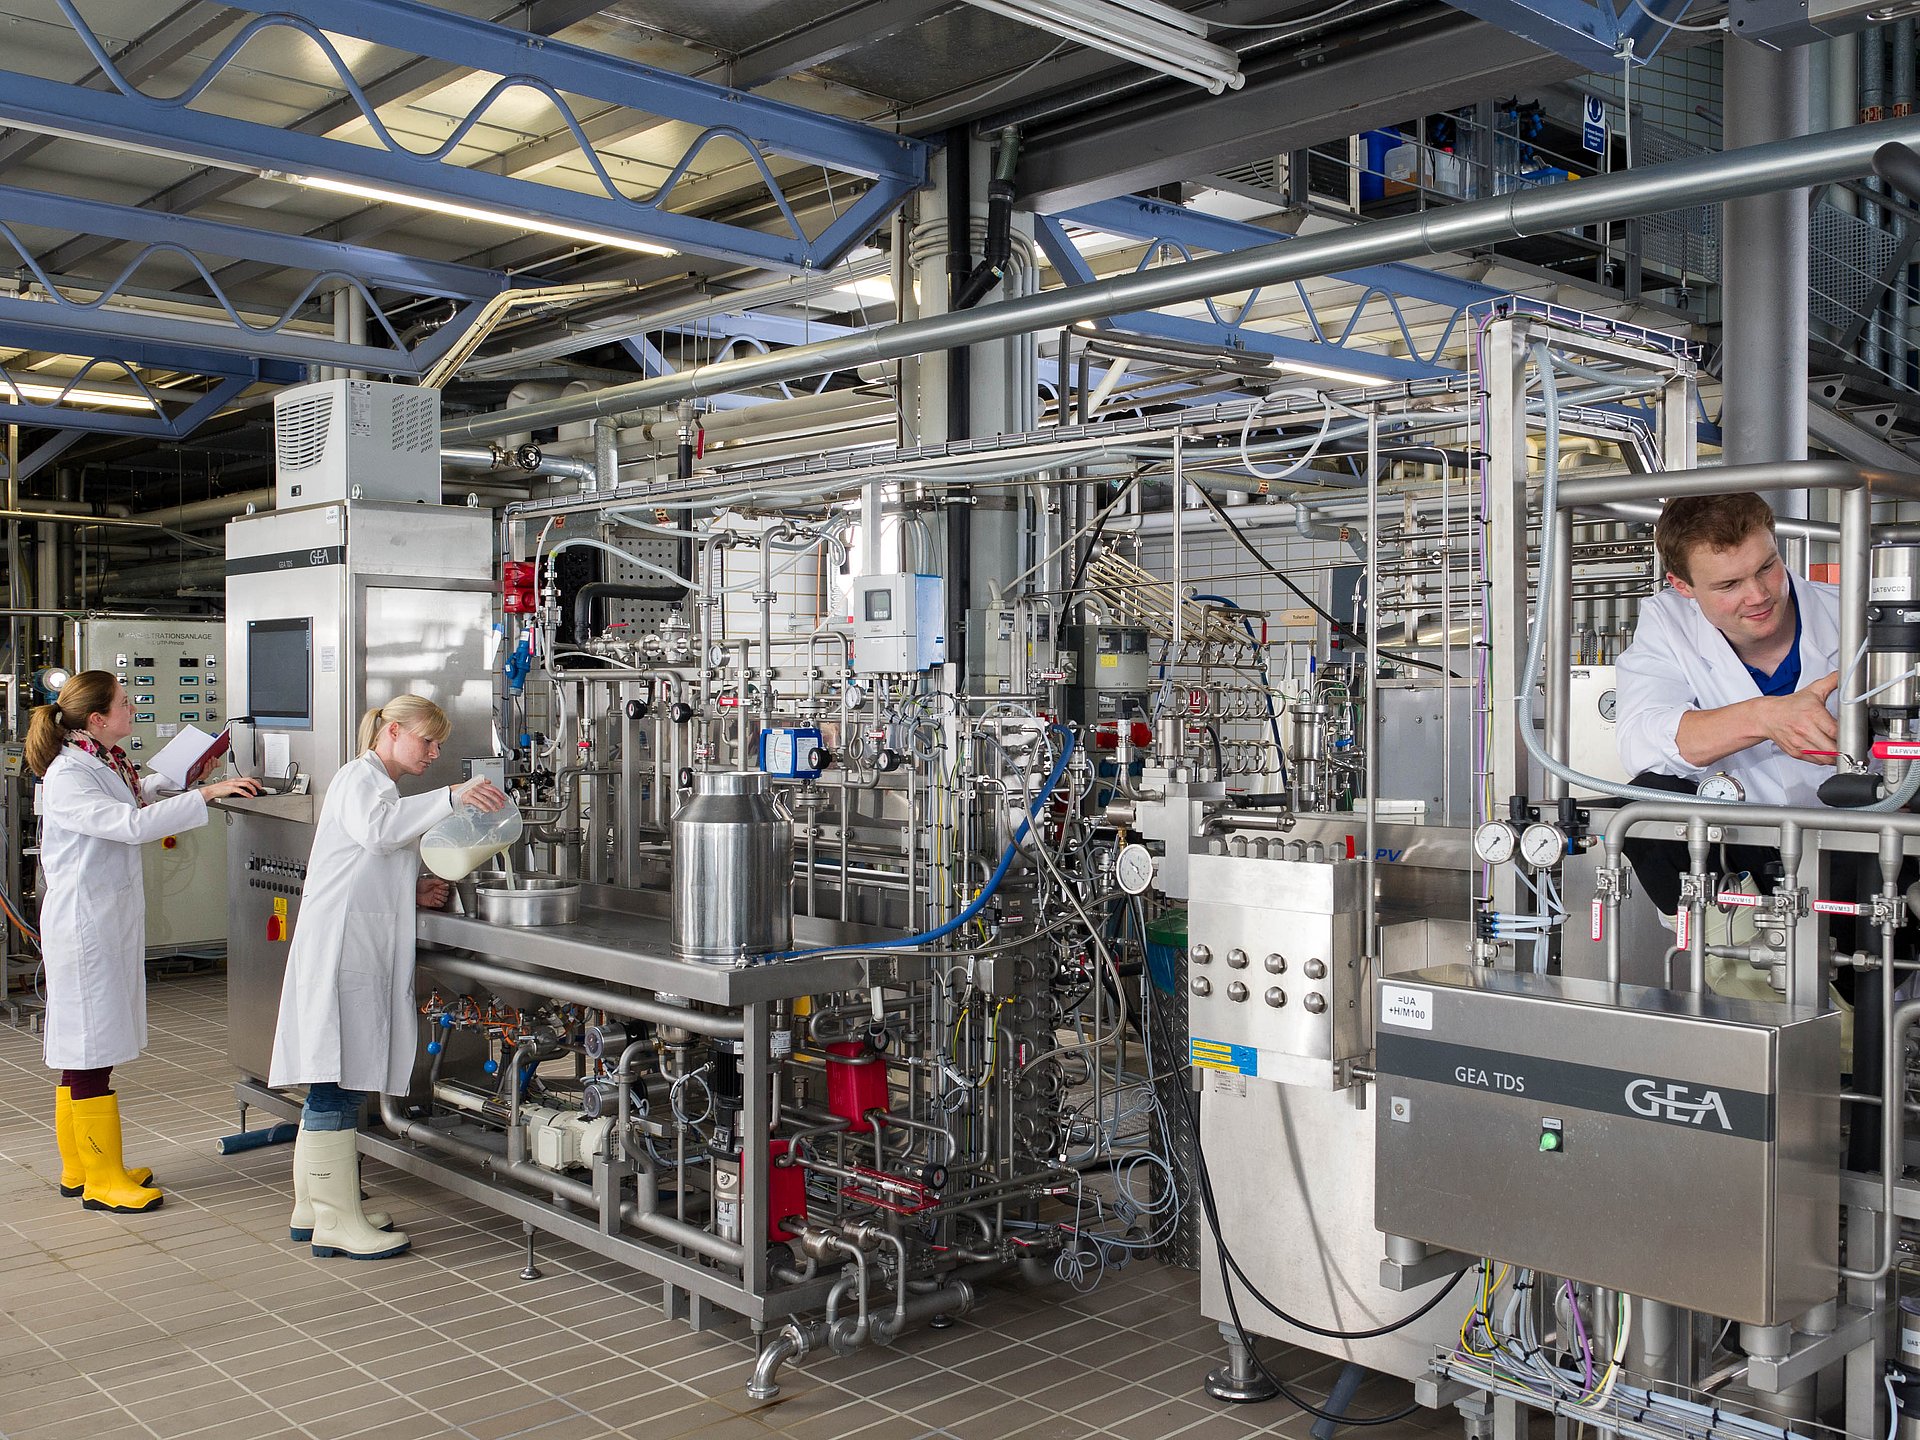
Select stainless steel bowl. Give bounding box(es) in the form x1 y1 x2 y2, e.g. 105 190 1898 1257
473 874 580 927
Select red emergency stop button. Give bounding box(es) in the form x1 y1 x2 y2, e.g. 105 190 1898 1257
161 836 177 850
266 915 284 942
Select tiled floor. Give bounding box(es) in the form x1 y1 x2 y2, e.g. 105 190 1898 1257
0 973 1446 1440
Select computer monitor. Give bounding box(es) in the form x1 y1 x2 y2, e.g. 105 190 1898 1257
247 617 313 730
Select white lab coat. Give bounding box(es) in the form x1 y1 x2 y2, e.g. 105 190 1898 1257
37 747 208 1069
268 752 451 1095
1615 575 1842 808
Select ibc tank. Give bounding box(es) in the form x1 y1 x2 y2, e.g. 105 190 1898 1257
672 770 793 963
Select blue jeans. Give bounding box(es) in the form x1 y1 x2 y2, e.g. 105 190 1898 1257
302 1082 367 1132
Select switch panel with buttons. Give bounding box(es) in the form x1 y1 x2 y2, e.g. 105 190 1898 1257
1185 849 1365 1090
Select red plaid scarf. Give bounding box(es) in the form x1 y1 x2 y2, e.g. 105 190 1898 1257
68 733 147 808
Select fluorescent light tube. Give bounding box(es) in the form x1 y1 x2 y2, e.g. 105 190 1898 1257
271 173 678 258
0 379 156 411
966 0 1243 93
1270 357 1389 387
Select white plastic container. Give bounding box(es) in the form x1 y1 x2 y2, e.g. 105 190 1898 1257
421 798 524 881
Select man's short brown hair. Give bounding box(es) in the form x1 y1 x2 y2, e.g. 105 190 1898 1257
1654 492 1776 584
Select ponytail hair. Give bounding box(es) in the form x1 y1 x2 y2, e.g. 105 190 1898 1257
357 693 451 754
25 669 119 776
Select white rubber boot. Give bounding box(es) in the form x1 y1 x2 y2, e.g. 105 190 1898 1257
288 1126 390 1242
303 1129 410 1261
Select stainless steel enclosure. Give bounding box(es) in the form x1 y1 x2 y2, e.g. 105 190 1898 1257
223 500 494 1082
1374 965 1841 1325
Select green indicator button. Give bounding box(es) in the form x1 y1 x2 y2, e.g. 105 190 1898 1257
1538 1131 1560 1153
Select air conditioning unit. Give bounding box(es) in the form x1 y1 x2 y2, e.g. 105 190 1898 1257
273 379 442 509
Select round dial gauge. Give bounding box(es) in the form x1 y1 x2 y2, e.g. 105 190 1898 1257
1699 771 1745 803
1472 820 1519 866
1519 821 1568 870
1598 688 1617 722
1114 843 1156 895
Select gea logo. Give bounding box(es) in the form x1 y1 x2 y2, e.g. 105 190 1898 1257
1624 1077 1731 1129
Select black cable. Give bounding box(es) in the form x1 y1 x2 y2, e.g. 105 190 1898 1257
1144 980 1467 1426
1188 485 1456 678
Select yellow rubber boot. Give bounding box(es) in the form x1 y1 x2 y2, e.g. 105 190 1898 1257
70 1093 163 1214
55 1087 151 1198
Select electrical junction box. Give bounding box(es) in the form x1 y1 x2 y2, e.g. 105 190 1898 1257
1567 664 1627 797
274 379 441 509
460 757 507 791
760 726 823 780
852 573 945 674
1374 965 1840 1325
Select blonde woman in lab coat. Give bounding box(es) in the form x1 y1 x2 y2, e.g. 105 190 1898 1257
269 694 505 1260
26 670 260 1212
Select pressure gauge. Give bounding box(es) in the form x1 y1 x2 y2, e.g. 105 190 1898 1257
1598 688 1617 722
1699 771 1745 803
1114 842 1156 895
1472 820 1519 866
1519 821 1568 870
844 681 867 709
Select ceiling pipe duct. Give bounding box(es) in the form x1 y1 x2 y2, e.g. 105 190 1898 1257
445 115 1920 448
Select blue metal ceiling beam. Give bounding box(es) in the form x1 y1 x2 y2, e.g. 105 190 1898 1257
0 318 274 381
1038 205 1471 382
0 292 417 374
1101 311 1447 381
1057 196 1498 312
3 430 84 484
0 185 511 298
1434 0 1624 69
8 0 928 271
681 313 856 347
213 0 923 184
0 399 215 437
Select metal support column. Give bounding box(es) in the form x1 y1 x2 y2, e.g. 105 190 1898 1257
1723 41 1812 475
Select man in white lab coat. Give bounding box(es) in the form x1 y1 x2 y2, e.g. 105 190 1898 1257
1616 490 1842 823
1616 491 1893 1169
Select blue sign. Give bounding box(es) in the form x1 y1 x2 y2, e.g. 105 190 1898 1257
1583 96 1609 155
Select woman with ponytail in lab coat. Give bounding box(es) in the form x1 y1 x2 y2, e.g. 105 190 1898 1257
26 670 259 1213
268 694 504 1259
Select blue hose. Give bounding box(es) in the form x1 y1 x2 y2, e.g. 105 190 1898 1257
779 725 1076 958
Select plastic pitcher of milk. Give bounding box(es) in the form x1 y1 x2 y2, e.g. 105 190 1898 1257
420 798 524 881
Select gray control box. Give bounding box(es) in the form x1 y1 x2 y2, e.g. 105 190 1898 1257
1374 966 1840 1325
1187 849 1364 1089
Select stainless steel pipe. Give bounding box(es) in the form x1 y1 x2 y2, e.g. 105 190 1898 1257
445 119 1920 446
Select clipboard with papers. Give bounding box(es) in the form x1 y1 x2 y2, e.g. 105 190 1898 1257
144 723 231 791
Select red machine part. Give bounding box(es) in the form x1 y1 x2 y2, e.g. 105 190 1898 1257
825 1041 889 1132
767 1139 806 1241
502 561 538 614
838 1163 936 1215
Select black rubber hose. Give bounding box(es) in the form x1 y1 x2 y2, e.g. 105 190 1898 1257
573 581 685 642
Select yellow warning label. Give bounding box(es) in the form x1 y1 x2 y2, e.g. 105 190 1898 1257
272 896 287 917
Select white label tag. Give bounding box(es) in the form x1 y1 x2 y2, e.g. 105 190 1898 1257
1379 983 1434 1031
1814 899 1864 916
1208 1069 1249 1098
1590 898 1604 942
1715 891 1761 907
1872 575 1906 600
1676 907 1690 950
